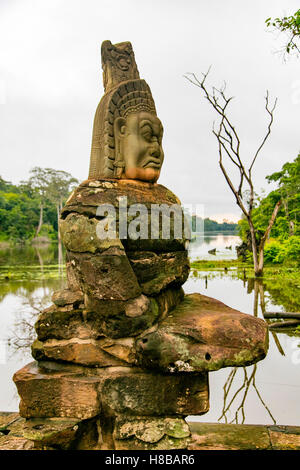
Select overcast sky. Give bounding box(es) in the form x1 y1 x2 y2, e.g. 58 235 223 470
0 0 299 222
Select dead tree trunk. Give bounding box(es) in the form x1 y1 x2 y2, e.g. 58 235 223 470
56 199 63 267
35 202 44 238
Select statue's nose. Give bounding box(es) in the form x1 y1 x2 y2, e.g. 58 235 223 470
150 142 161 158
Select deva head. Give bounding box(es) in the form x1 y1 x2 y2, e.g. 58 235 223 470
89 41 164 183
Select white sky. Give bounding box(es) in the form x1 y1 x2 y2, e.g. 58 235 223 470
0 0 299 222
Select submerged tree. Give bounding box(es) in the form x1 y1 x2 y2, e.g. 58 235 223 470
185 70 281 277
44 169 78 264
44 168 78 234
21 167 78 242
21 167 50 238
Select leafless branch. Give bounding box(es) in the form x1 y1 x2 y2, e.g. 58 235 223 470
249 91 277 174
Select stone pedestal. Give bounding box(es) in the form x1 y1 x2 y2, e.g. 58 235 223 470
13 361 209 450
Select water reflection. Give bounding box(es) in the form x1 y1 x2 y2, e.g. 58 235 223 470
7 283 63 353
218 279 277 425
0 238 300 425
189 232 239 261
219 364 276 425
0 243 64 267
186 270 300 426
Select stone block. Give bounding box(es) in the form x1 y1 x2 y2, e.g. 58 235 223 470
269 425 300 450
23 417 83 450
31 337 135 367
52 289 83 307
99 367 209 416
66 260 82 291
60 212 124 254
0 434 34 450
13 362 209 419
113 416 191 450
35 287 183 342
188 422 271 450
67 249 141 301
128 251 190 294
13 362 101 419
136 293 269 372
35 306 89 341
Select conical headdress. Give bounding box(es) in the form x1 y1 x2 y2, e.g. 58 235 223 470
89 41 157 179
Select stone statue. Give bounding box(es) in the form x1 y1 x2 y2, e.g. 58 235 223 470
89 40 163 182
13 41 269 451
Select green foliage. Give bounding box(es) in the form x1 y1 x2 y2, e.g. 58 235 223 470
237 154 300 265
0 190 39 241
252 191 282 235
190 259 251 270
203 217 237 232
266 9 300 57
284 235 300 261
186 213 237 233
262 269 300 312
264 155 300 239
237 218 250 243
38 224 57 240
264 239 285 263
0 168 79 242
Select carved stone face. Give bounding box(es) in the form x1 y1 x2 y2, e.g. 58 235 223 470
115 111 164 183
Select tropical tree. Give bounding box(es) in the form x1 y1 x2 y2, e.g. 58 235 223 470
43 169 78 263
266 154 300 236
44 168 78 241
21 167 78 241
237 154 300 264
21 167 50 238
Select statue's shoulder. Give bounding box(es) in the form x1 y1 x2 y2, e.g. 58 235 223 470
61 179 182 220
154 184 181 206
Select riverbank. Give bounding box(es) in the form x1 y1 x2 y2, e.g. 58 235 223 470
191 259 300 313
1 412 300 450
191 258 299 273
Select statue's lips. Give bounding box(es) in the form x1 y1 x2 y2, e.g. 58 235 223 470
143 158 161 169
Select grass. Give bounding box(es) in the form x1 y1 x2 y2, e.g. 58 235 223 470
191 259 299 278
0 265 65 282
191 259 250 270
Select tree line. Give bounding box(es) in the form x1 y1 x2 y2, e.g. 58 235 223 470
0 167 78 243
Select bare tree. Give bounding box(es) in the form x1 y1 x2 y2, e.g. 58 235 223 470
185 70 281 277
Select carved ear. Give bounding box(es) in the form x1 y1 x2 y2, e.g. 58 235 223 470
114 117 126 139
113 117 126 178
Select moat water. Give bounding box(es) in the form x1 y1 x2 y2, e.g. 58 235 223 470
0 234 299 426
